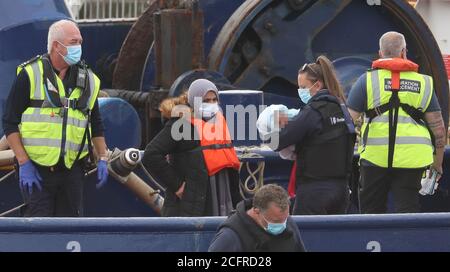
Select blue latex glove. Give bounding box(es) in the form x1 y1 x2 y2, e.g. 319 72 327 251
19 160 42 195
96 160 108 189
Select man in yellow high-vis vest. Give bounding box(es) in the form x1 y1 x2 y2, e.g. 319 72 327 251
2 20 109 217
347 31 446 214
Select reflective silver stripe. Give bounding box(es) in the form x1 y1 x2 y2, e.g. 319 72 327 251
30 62 42 100
364 115 419 125
22 139 86 152
420 75 432 110
22 114 87 129
366 137 432 146
33 108 41 115
67 117 88 129
22 138 60 147
87 69 96 107
371 70 381 107
66 141 88 153
21 114 62 124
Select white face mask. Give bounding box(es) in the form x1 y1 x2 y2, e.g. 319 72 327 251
199 103 220 119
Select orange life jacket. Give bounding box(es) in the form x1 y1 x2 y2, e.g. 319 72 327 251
372 58 419 89
190 112 240 176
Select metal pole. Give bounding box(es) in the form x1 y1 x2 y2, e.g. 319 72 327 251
102 0 106 19
122 0 125 18
85 167 98 176
109 0 112 18
116 0 119 18
0 170 15 184
0 203 26 217
96 0 100 19
89 1 93 19
83 0 87 19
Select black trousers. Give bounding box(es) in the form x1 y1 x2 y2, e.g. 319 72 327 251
293 179 350 215
21 163 85 217
359 166 424 214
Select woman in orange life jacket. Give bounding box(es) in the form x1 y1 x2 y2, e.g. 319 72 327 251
142 79 242 217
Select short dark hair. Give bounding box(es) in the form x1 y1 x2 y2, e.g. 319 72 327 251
253 184 290 212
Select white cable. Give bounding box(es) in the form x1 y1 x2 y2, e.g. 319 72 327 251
238 150 265 198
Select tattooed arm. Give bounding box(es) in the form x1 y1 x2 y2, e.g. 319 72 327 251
425 111 446 180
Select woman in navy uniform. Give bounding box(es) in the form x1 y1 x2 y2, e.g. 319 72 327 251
275 56 356 215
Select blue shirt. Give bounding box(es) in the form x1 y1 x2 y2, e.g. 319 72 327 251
347 73 441 113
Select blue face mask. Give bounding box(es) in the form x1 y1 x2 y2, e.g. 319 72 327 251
58 41 82 65
297 81 318 104
297 88 311 104
262 214 288 235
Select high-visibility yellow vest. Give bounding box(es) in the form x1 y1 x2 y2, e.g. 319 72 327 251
359 69 434 168
17 56 100 169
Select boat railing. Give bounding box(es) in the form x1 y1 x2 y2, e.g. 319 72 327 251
65 0 150 23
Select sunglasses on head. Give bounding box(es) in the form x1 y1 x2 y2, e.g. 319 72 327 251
300 63 319 77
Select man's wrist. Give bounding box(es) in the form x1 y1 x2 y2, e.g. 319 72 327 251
99 156 108 161
17 156 30 166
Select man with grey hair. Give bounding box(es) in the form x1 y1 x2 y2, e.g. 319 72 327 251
2 19 109 216
209 184 306 252
347 31 446 213
379 31 407 58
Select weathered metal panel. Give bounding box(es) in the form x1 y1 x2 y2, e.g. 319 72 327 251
154 8 204 89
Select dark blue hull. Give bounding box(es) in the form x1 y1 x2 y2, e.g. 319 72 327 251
1 213 449 252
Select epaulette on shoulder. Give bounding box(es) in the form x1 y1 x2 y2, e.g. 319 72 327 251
19 55 41 68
